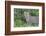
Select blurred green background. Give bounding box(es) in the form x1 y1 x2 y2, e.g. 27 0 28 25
14 8 39 27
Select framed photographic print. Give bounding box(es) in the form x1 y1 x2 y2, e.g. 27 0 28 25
5 1 45 35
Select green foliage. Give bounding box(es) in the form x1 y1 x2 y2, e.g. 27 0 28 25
14 19 24 27
14 8 39 27
30 9 39 16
